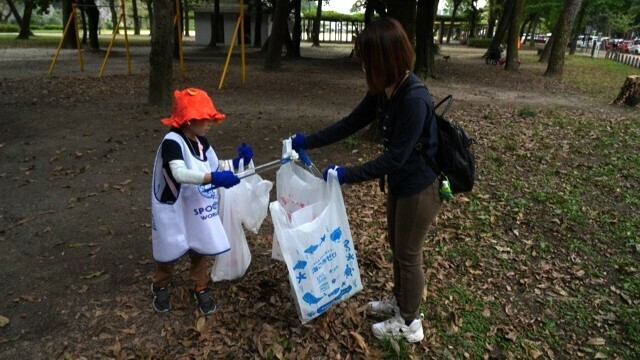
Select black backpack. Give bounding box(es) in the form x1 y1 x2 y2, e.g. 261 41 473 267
403 84 476 194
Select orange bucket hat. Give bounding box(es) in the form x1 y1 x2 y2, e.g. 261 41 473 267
161 88 226 128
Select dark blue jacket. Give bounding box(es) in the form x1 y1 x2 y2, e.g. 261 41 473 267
306 73 438 197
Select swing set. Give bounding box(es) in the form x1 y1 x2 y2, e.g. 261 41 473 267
48 0 247 88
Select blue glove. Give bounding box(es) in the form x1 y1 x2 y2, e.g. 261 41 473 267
232 143 253 168
211 171 240 189
322 164 345 184
291 132 307 152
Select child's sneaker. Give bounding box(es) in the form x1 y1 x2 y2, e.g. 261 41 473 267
151 284 171 313
194 288 217 316
368 297 399 317
371 314 424 343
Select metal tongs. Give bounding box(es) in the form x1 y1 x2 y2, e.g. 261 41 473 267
236 138 322 180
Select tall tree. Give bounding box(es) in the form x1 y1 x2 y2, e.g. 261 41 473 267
80 0 100 50
486 0 499 38
108 0 118 34
146 0 154 32
387 0 417 42
16 0 34 39
312 0 322 46
568 0 588 55
467 0 479 39
61 0 78 48
253 0 263 47
289 0 301 57
545 0 584 77
208 0 220 47
132 0 141 35
487 0 513 54
415 0 439 79
446 0 462 43
265 0 289 70
149 0 174 105
505 0 526 70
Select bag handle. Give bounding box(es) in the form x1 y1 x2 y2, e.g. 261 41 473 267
434 95 453 117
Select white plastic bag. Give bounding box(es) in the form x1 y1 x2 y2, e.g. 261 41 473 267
271 140 327 261
212 160 273 281
270 167 363 323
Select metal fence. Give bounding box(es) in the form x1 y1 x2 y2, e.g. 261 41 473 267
299 19 364 43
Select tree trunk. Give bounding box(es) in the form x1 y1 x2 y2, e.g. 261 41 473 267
289 0 301 57
108 0 119 34
253 0 262 47
446 1 460 44
526 14 537 48
504 0 525 71
468 0 478 39
80 8 88 44
6 0 23 28
173 0 182 58
568 0 587 55
62 0 78 49
613 75 640 107
132 0 141 35
17 0 34 39
415 0 438 79
486 0 497 38
365 0 387 26
208 0 220 47
78 0 100 50
487 0 513 55
312 0 322 46
387 0 416 43
146 0 154 33
545 0 583 77
149 0 174 106
265 0 288 70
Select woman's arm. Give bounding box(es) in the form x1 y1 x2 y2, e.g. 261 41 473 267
306 93 378 149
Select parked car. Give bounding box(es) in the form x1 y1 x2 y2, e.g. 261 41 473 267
630 44 640 55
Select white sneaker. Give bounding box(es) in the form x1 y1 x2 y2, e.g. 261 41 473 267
368 297 399 317
372 315 424 343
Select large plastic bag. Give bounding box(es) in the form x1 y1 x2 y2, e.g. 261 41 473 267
212 160 273 281
271 141 327 261
270 166 363 323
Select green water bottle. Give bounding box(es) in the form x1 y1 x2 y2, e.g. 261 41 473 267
439 177 453 201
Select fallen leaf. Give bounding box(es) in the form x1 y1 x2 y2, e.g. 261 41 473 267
196 316 206 332
0 315 9 327
594 352 607 359
80 270 105 279
349 331 368 352
586 337 605 346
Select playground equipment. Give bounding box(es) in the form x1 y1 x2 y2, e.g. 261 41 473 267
218 0 247 90
48 0 132 78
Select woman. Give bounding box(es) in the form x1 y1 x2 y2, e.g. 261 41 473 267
290 17 442 342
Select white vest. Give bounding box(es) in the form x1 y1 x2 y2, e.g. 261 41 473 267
151 132 230 262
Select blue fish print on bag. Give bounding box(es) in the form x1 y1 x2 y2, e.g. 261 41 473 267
293 260 307 270
302 292 324 305
304 243 319 255
330 227 342 242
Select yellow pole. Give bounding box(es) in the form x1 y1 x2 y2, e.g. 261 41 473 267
48 10 76 75
175 0 184 72
240 0 245 83
98 12 122 78
72 4 84 71
120 0 131 75
218 15 242 90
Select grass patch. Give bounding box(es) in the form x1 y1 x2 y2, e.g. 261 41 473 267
562 56 638 101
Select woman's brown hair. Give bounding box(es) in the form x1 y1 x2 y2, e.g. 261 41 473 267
355 17 414 93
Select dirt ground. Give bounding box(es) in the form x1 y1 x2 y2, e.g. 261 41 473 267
0 41 634 358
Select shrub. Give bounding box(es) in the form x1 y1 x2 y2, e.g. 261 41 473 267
303 10 365 22
0 24 20 33
468 38 493 48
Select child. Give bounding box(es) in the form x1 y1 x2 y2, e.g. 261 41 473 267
150 88 253 315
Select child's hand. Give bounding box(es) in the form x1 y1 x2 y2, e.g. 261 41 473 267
232 143 253 168
211 171 240 189
291 132 307 152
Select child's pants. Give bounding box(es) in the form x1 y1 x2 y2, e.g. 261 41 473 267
152 250 210 289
